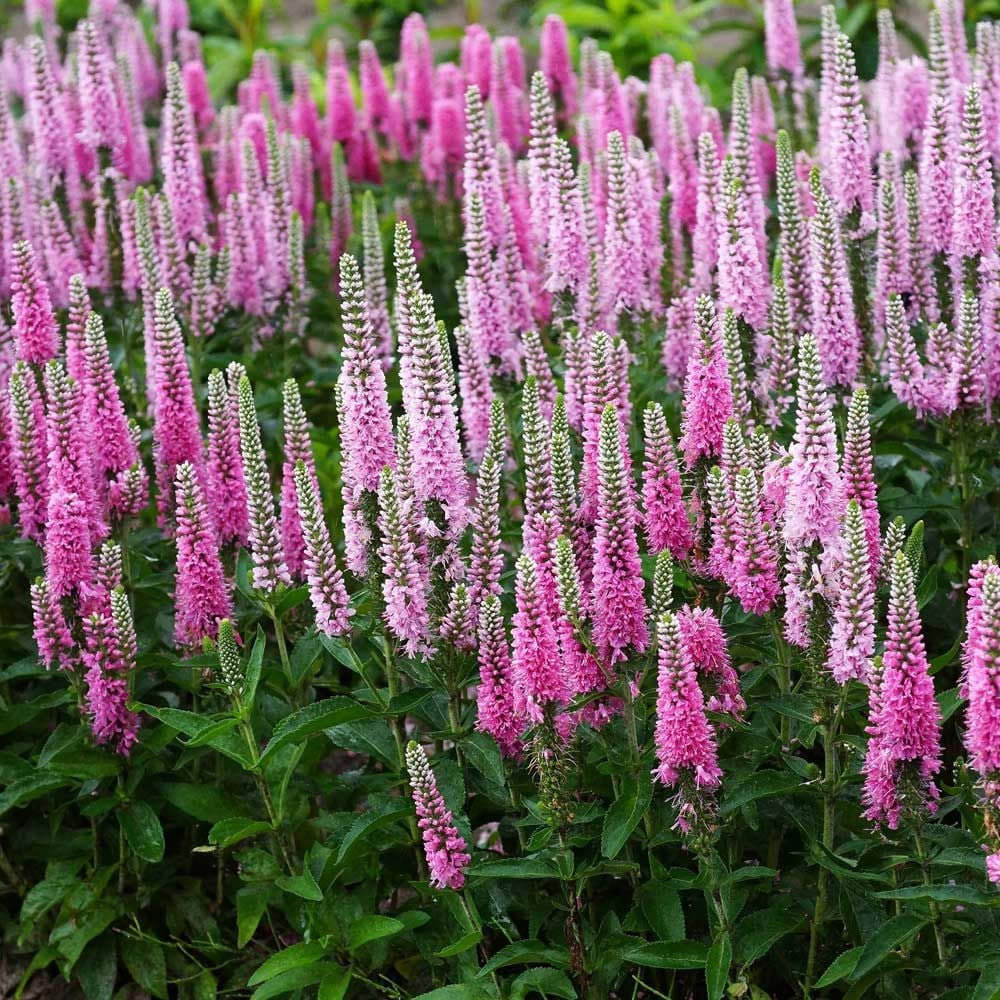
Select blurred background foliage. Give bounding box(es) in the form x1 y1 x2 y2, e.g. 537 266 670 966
36 0 947 109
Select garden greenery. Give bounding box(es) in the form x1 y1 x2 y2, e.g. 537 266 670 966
3 2 1000 999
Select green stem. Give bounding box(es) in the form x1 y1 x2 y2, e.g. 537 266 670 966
458 891 502 997
806 702 839 993
913 826 947 966
268 609 296 694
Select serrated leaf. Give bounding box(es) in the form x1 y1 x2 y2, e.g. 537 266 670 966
335 802 411 863
734 907 803 964
243 626 266 707
248 941 328 987
705 933 731 1000
511 967 577 999
637 882 684 941
208 817 272 850
461 731 507 789
874 884 996 906
602 771 652 859
413 987 492 1000
119 801 165 863
721 772 803 815
159 783 244 824
120 937 167 999
77 933 116 1000
850 914 927 980
237 885 271 948
435 929 482 958
275 867 323 901
347 915 405 950
0 773 68 816
250 964 343 1000
468 857 559 880
260 698 371 764
478 940 571 977
815 946 863 988
623 940 708 969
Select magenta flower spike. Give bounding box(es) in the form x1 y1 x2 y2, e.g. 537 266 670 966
952 84 995 273
540 14 576 114
237 375 291 593
592 403 648 665
842 388 881 577
11 241 59 365
293 460 353 637
378 465 430 657
962 562 1000 880
826 32 873 222
161 62 207 247
151 288 204 522
642 401 693 560
206 366 249 547
676 605 745 718
679 296 734 469
883 295 928 415
764 0 803 78
512 551 567 722
782 334 844 550
730 468 780 615
399 13 434 127
83 588 140 755
692 132 721 293
393 221 468 530
717 159 770 334
64 274 91 385
863 551 942 829
173 461 232 649
808 170 861 388
652 611 723 832
601 131 648 323
279 379 318 580
919 96 956 262
7 362 49 542
468 399 506 619
476 595 524 757
874 153 912 329
828 500 876 684
405 741 471 889
82 313 138 484
30 575 74 669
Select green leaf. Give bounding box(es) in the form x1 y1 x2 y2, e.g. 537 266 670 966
734 907 804 964
317 968 352 1000
159 783 244 824
243 626 266 707
275 867 323 901
208 817 272 850
335 802 411 863
721 771 803 815
637 882 684 941
237 885 271 948
139 705 219 739
705 933 732 1000
510 967 577 999
325 719 398 767
413 987 493 1000
874 884 996 906
119 801 165 863
461 731 507 789
249 964 343 1000
260 697 371 764
77 933 116 1000
623 940 709 969
815 947 863 988
120 937 167 999
468 857 559 880
974 963 1000 1000
850 914 927 980
435 929 482 958
183 717 239 747
248 941 329 987
601 771 652 859
0 772 68 816
347 915 405 951
478 940 571 977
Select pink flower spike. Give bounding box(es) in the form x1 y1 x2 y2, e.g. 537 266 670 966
476 595 524 757
11 241 58 365
173 461 232 650
676 605 745 718
828 500 876 684
764 0 803 78
642 402 693 560
405 741 471 890
652 611 723 832
592 403 648 665
863 551 942 829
